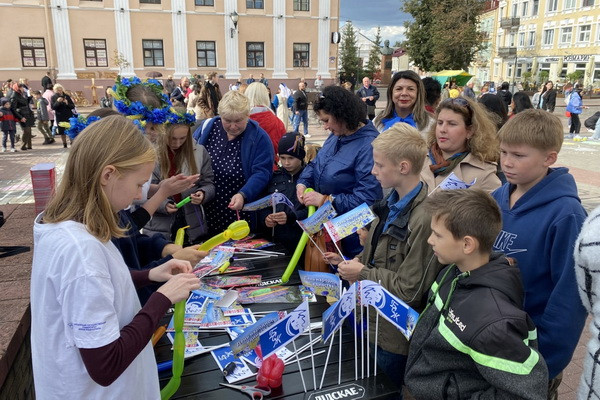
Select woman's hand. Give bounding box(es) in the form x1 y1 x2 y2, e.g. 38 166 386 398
158 174 200 198
323 252 343 266
190 190 205 205
165 202 178 214
337 258 364 283
229 193 245 210
149 258 193 282
296 184 307 205
303 190 327 207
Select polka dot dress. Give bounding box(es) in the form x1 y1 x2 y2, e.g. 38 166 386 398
204 119 246 236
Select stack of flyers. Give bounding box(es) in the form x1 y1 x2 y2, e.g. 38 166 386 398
202 275 262 288
223 237 274 250
193 284 227 299
179 293 256 329
193 247 235 278
211 345 255 383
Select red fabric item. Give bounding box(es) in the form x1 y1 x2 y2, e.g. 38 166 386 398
250 110 286 170
257 355 285 388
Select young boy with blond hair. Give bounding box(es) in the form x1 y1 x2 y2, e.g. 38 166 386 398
337 123 442 390
405 189 548 400
491 109 587 398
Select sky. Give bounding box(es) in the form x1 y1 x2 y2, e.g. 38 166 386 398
339 0 412 47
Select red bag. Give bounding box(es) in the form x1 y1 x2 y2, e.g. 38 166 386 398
565 111 571 117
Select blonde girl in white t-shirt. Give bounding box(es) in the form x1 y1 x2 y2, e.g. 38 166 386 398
30 115 200 399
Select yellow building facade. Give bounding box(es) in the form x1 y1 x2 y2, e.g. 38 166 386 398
0 0 340 92
488 0 600 88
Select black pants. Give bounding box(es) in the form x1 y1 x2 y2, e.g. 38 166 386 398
570 113 581 134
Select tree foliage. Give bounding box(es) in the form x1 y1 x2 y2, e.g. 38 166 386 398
363 27 382 80
403 0 487 71
339 22 361 83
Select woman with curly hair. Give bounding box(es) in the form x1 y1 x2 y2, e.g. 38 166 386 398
373 70 433 137
296 85 382 258
421 97 501 193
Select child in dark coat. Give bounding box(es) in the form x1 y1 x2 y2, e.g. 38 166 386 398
0 98 17 152
259 132 308 253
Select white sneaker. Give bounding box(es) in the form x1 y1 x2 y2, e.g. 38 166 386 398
304 134 312 138
1 147 5 152
10 148 16 152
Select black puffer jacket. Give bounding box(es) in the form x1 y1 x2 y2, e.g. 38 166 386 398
51 92 75 123
405 254 549 400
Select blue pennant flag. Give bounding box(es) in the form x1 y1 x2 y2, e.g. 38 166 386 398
359 280 419 340
297 200 337 235
272 192 294 208
321 282 357 342
299 270 341 299
242 192 295 211
230 311 284 358
259 301 310 359
437 172 476 191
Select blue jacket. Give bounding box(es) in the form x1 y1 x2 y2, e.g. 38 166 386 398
566 91 583 114
298 121 382 256
491 167 587 379
194 117 274 202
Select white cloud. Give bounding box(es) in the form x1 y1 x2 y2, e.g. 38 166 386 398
357 25 407 46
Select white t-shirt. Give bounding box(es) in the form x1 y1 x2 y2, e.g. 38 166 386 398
30 215 160 400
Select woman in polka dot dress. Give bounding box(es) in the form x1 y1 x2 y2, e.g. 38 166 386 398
194 91 274 236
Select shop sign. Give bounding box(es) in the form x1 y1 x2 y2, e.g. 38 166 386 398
564 55 590 62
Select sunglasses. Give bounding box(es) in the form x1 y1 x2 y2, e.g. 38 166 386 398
443 97 470 107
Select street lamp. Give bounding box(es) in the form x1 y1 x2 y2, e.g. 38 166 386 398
230 11 239 39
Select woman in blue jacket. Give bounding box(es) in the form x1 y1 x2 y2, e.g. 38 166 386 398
296 85 382 257
195 90 274 236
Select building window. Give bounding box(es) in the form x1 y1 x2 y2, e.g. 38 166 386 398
528 31 536 46
511 2 518 17
246 0 263 8
518 32 525 47
593 63 600 80
19 37 46 67
532 0 539 15
521 1 529 16
583 0 594 5
578 25 591 42
547 0 558 11
560 27 573 44
509 33 516 46
293 43 310 67
293 0 309 11
195 0 214 5
140 0 160 3
83 39 108 67
564 0 576 9
142 40 164 66
196 41 216 67
543 29 555 45
246 42 264 67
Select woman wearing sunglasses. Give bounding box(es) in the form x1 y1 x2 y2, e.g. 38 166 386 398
421 97 501 193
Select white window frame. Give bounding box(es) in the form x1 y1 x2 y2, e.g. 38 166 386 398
542 28 554 45
578 24 591 43
564 0 576 9
528 31 536 46
547 0 558 12
560 26 573 44
518 32 526 46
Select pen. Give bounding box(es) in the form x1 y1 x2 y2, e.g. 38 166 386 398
175 196 191 208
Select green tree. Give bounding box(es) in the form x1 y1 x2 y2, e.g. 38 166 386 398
339 22 361 82
363 27 382 79
403 0 486 71
567 71 584 83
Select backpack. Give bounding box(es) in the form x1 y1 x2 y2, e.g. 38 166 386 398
584 111 600 130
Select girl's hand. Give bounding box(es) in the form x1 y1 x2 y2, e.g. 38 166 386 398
156 273 200 304
165 202 178 214
323 252 343 266
190 190 204 205
158 174 200 197
296 185 307 205
172 246 208 265
265 214 277 228
149 259 193 282
303 190 326 207
271 212 287 225
229 193 245 210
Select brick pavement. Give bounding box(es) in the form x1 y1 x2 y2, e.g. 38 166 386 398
1 99 599 398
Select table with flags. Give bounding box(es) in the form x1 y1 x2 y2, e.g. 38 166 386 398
154 194 430 399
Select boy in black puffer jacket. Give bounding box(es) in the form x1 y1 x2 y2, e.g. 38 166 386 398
405 189 548 400
258 132 308 253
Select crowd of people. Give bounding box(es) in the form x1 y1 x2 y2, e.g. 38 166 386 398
17 69 600 400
